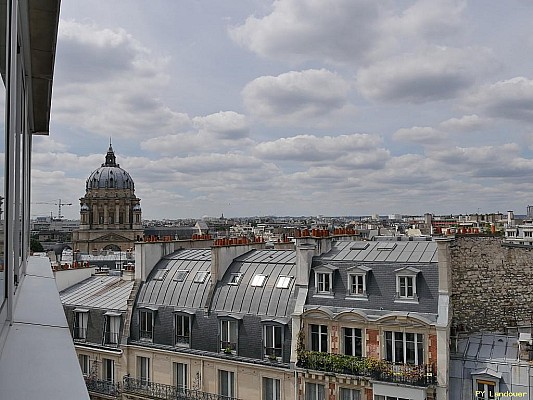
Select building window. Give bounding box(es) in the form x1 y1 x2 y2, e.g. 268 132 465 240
310 324 328 352
525 231 533 238
173 362 188 392
79 354 90 376
305 382 325 400
139 310 153 341
220 319 238 353
218 370 235 398
348 274 365 295
194 271 210 283
394 267 420 302
475 380 496 399
276 276 292 289
104 314 121 345
385 331 424 365
263 377 281 400
343 327 362 357
316 272 332 293
374 397 409 400
102 358 114 383
264 325 283 360
228 273 242 285
339 388 361 400
251 274 267 287
73 310 88 340
137 356 150 385
175 314 190 347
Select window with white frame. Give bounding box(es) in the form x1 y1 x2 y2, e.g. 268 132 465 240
74 309 88 340
276 276 292 289
310 324 328 352
79 354 90 376
346 265 371 298
251 274 267 287
384 331 424 365
264 324 283 359
314 264 337 295
263 377 281 400
394 267 420 302
339 388 361 400
218 370 235 398
220 319 238 353
343 327 362 357
139 310 153 341
173 362 188 392
175 314 191 347
104 313 121 345
305 382 325 400
475 380 496 400
102 358 114 383
137 356 150 385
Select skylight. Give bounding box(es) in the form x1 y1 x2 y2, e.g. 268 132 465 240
153 268 170 281
251 274 267 287
193 271 209 283
173 270 189 282
276 276 292 289
350 242 369 250
228 273 242 285
376 243 397 251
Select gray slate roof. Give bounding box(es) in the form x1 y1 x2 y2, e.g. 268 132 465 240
211 249 297 318
60 276 134 311
136 248 212 310
324 240 437 263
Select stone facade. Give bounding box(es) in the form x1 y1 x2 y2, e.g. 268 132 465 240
450 236 533 332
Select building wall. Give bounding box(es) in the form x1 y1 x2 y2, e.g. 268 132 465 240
450 236 533 332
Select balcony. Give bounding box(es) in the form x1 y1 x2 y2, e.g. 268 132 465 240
103 331 120 347
123 376 240 400
140 329 153 341
297 351 436 387
85 377 120 398
73 327 87 341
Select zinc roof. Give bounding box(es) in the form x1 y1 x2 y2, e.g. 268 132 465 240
60 276 134 311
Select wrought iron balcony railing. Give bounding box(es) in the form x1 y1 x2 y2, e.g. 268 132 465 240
103 331 120 346
85 377 120 398
175 335 190 346
123 376 240 400
73 326 87 341
297 351 436 387
140 329 153 341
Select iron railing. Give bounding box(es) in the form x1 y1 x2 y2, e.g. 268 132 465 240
297 351 436 387
73 326 87 341
85 377 120 398
140 330 153 341
104 331 120 346
123 376 240 400
175 335 190 346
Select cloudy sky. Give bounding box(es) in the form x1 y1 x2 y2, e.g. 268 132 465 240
29 0 533 220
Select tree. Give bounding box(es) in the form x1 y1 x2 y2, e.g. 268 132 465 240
30 238 44 253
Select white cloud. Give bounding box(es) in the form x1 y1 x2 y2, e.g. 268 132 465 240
463 77 533 122
393 126 445 145
357 46 495 103
192 111 249 140
438 114 487 132
242 69 352 125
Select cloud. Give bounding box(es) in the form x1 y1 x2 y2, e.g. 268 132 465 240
141 111 253 155
242 69 351 125
53 20 190 139
253 133 388 165
393 126 446 145
229 0 384 65
463 77 533 122
438 114 487 132
357 46 494 103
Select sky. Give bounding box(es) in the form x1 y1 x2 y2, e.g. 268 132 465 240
28 0 533 220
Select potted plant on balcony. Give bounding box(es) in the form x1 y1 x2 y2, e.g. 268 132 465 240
223 347 233 355
267 353 278 362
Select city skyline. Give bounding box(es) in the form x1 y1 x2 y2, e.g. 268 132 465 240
29 1 533 220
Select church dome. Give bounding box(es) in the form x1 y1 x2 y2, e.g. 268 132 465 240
86 143 134 190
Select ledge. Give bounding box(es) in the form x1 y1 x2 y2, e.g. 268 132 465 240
0 256 89 400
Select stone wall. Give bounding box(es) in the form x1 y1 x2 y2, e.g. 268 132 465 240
451 236 533 332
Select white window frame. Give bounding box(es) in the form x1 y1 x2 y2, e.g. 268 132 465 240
384 331 424 365
79 354 90 376
263 324 283 360
137 356 150 385
475 380 496 400
313 264 337 296
310 324 328 353
262 377 281 400
102 358 114 383
74 309 89 340
251 274 267 287
305 382 325 400
104 313 121 345
346 265 371 299
139 309 154 341
342 327 363 357
220 319 238 354
174 313 191 347
276 276 292 289
218 369 235 398
173 362 188 392
394 266 420 303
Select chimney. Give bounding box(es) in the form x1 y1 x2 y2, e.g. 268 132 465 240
210 243 255 284
507 210 515 227
295 238 316 286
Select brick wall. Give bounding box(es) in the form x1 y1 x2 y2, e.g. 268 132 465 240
428 333 437 365
451 236 533 332
366 329 379 358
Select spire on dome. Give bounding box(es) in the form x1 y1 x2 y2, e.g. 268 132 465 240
104 140 117 166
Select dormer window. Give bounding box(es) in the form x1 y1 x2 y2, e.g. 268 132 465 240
313 264 338 297
346 265 371 300
228 273 242 285
394 266 420 303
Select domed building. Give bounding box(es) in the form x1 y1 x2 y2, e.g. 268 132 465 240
72 143 143 254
